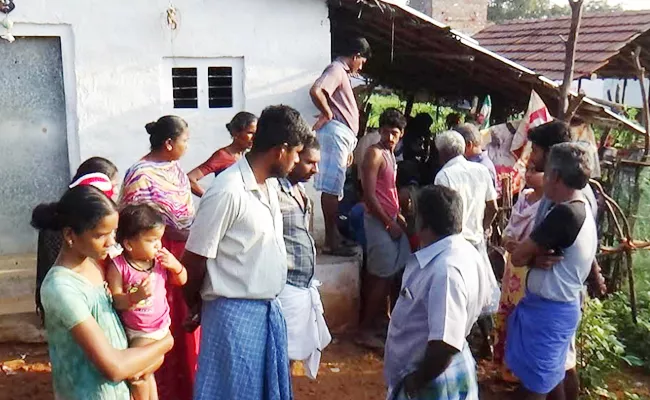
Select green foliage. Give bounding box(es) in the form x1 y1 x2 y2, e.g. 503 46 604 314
603 292 650 371
366 94 456 134
593 108 641 149
577 298 626 399
576 292 650 398
487 0 622 23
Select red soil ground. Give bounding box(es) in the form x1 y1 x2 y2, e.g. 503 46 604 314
1 338 648 400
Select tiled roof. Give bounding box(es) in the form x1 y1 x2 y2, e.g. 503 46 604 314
474 11 650 80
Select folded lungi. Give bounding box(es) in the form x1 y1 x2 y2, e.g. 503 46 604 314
505 291 581 394
278 280 332 379
388 344 479 400
313 120 357 198
194 298 292 400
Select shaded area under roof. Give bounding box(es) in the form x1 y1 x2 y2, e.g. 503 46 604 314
327 0 645 134
328 0 559 117
474 11 650 81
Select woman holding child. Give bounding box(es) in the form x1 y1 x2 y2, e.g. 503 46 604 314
33 185 173 400
493 164 544 379
120 115 197 400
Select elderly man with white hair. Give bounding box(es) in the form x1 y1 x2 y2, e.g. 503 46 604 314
434 130 498 259
454 123 497 186
434 130 500 354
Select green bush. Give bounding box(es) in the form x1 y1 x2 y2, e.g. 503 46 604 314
365 94 455 134
577 298 626 399
603 292 650 371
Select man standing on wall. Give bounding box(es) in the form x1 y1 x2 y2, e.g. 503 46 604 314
310 36 371 256
275 135 332 379
181 105 312 400
359 108 411 347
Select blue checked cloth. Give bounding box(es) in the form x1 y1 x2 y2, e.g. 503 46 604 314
506 291 580 394
194 298 292 400
313 120 357 198
388 344 478 400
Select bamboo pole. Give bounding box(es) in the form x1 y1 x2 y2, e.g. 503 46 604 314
633 46 650 157
559 0 584 120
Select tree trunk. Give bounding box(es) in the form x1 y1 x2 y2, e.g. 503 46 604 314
633 47 650 157
559 0 584 120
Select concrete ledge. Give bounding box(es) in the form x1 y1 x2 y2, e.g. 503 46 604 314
315 252 362 334
0 252 363 342
0 312 46 343
0 254 37 317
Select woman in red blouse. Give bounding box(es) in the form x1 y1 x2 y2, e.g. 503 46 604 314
187 112 257 197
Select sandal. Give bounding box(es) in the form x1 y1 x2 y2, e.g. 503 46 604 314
339 237 358 247
354 332 386 350
322 245 359 257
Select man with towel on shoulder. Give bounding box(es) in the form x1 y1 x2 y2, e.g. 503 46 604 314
275 134 332 379
507 143 597 399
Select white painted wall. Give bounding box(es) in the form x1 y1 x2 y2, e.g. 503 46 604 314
571 78 650 109
7 0 331 184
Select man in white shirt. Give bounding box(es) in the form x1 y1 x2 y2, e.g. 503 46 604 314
434 130 499 356
182 105 313 400
384 185 484 400
434 130 498 248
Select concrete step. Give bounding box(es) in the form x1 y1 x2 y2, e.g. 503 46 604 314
0 254 37 316
0 252 362 342
0 312 46 343
315 252 362 334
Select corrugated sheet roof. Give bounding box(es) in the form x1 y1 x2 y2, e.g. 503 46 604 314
474 11 650 80
327 0 645 134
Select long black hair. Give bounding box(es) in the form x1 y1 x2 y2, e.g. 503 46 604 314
31 186 117 234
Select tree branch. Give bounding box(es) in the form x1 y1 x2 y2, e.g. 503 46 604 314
633 46 650 157
558 0 584 120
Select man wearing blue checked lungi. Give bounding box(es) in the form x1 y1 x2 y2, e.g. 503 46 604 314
384 186 485 400
182 105 314 400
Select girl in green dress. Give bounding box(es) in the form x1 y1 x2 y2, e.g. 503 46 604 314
32 185 173 400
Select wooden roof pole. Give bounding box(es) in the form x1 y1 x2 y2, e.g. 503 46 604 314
559 0 584 120
633 46 650 157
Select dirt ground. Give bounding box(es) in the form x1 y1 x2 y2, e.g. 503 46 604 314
0 339 648 400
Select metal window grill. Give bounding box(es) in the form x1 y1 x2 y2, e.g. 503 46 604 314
208 66 233 109
172 67 198 109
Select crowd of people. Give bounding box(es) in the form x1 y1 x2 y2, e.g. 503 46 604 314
30 34 605 400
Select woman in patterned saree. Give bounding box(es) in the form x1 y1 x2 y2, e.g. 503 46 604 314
493 164 543 380
120 115 197 400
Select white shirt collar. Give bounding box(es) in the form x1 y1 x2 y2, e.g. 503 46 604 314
237 156 261 193
440 155 465 171
414 234 463 269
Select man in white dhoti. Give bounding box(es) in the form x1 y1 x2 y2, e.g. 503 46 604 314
276 135 332 379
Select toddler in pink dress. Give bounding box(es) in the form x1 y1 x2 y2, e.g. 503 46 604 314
107 203 187 400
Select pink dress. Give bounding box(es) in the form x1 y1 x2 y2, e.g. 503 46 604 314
112 255 171 336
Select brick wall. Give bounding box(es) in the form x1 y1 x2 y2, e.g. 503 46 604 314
408 0 489 34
